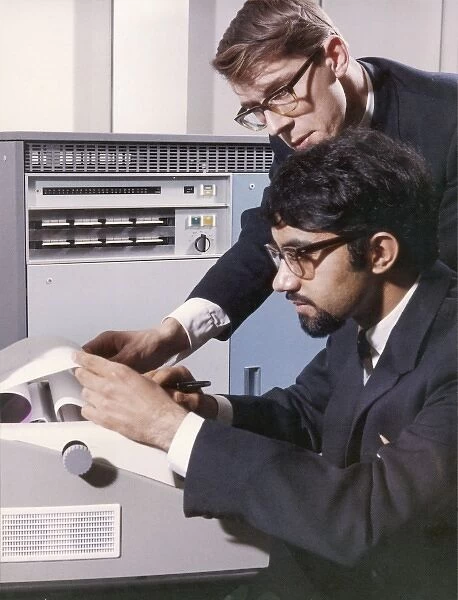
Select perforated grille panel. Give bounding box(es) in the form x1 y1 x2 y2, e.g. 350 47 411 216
24 142 273 174
0 504 121 562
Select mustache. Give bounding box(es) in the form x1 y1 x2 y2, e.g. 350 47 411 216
286 292 317 307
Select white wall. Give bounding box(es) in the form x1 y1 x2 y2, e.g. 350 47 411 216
0 0 111 132
211 0 258 136
0 0 75 131
441 0 458 72
323 0 443 71
0 0 455 134
112 0 189 133
186 0 215 133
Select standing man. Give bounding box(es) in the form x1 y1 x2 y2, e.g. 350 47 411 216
85 0 457 373
75 130 457 600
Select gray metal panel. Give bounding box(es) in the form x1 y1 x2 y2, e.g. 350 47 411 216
27 259 230 393
0 440 269 584
229 174 325 394
23 140 273 174
0 132 270 145
0 141 27 349
0 133 273 175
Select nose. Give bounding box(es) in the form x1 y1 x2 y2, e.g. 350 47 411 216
272 261 301 293
264 110 293 136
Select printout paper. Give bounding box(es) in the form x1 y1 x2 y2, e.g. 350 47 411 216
0 336 83 422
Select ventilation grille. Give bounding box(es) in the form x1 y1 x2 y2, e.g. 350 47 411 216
0 504 121 562
24 142 273 174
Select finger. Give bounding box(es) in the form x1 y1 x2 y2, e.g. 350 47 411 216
151 366 194 387
149 367 179 385
174 391 201 411
74 366 108 394
143 369 158 380
81 388 122 430
74 351 131 379
82 331 117 356
81 400 97 422
109 348 140 369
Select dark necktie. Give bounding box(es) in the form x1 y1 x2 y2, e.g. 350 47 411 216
357 329 373 375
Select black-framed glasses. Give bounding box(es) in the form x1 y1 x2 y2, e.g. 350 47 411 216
265 235 364 279
234 48 322 131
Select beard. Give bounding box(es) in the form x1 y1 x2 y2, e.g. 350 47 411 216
286 292 346 337
298 308 345 337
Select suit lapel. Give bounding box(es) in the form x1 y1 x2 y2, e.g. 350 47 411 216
321 335 364 468
269 134 294 164
345 262 453 464
358 59 400 140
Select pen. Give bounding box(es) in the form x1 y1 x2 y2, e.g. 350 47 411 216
173 380 211 392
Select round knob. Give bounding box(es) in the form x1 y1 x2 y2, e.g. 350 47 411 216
62 441 92 475
194 234 211 253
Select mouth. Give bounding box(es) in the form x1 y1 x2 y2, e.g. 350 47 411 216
287 294 316 310
294 303 318 318
290 132 314 150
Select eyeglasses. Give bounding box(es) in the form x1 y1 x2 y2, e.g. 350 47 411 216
234 48 322 131
265 235 363 279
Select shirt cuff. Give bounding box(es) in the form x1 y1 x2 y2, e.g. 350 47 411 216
213 394 233 424
167 412 205 478
167 395 233 477
163 298 230 365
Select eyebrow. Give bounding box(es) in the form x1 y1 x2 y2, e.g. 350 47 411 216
239 73 295 109
262 77 290 97
278 238 316 249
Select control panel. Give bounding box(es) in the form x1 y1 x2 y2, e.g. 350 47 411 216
26 175 231 263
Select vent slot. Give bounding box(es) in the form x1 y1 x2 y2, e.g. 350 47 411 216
0 504 121 562
24 142 273 174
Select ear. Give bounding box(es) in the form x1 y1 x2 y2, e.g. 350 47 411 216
321 36 350 79
368 233 400 274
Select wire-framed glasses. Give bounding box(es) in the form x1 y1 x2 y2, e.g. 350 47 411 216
234 48 322 131
265 235 364 279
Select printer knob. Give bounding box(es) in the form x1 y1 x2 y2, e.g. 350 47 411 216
62 441 92 475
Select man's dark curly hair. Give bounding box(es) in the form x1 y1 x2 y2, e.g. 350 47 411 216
262 128 439 271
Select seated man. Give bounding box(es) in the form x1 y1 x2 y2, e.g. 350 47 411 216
75 130 456 600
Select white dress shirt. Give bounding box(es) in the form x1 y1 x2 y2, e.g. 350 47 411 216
164 298 230 365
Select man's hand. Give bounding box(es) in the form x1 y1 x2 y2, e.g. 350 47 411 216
146 365 218 419
82 318 190 373
74 351 188 452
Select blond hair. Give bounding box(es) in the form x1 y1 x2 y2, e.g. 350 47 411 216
212 0 341 84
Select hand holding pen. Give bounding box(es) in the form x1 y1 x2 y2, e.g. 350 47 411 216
142 367 216 418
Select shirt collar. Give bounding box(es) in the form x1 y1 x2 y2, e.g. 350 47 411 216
358 64 374 127
364 279 420 358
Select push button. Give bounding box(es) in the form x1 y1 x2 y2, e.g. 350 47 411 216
189 216 202 227
202 215 215 227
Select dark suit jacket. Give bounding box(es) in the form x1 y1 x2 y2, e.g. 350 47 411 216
184 261 457 599
189 58 457 336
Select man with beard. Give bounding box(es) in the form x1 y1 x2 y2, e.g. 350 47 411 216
75 130 456 600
